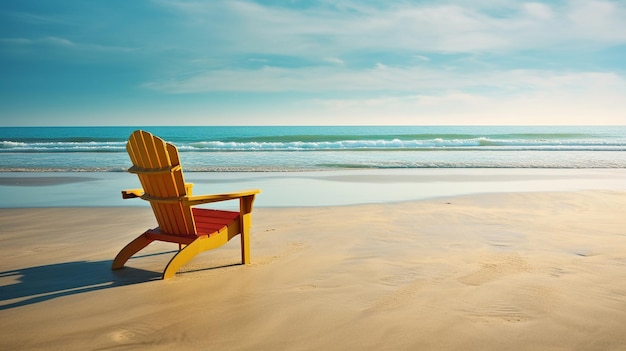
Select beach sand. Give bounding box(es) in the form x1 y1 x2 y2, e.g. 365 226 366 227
1 190 626 350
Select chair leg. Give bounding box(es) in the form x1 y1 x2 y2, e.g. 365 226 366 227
240 213 251 264
161 226 242 279
112 233 153 270
162 238 205 279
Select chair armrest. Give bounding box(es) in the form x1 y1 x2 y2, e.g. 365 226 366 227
183 189 261 207
123 184 192 199
122 188 144 199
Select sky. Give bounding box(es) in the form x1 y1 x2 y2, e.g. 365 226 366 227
1 0 625 126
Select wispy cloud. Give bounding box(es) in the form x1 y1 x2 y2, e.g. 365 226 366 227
3 10 70 25
144 62 625 95
144 65 449 93
0 36 137 55
306 77 626 125
324 57 345 65
156 0 626 57
141 0 626 93
0 36 74 46
2 0 625 125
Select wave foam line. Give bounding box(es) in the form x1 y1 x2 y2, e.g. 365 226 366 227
2 138 624 152
183 138 625 151
1 140 126 152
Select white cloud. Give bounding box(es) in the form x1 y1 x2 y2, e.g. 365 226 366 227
304 80 626 125
144 61 625 96
0 36 137 54
324 57 345 65
156 0 626 56
286 65 626 124
44 36 75 47
522 2 553 20
144 64 444 93
4 0 625 126
566 0 626 42
0 36 75 46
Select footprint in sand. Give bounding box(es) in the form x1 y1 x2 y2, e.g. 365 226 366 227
464 285 557 324
110 330 135 342
107 321 170 343
458 254 531 286
367 279 426 311
250 241 306 267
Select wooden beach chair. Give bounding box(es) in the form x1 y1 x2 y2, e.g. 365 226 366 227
111 130 260 279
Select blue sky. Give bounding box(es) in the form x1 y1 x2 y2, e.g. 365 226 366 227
1 0 625 126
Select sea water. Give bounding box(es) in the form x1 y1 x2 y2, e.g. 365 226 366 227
1 125 625 171
1 126 625 207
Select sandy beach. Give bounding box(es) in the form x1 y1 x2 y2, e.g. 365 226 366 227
3 0 626 348
1 179 626 350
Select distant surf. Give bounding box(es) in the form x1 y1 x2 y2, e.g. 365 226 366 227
1 126 625 171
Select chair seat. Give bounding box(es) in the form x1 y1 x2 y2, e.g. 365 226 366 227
192 208 240 236
143 208 240 244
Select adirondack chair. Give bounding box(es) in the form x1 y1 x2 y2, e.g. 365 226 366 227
111 130 260 279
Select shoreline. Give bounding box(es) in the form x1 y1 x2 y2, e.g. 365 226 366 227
1 190 626 350
1 168 626 208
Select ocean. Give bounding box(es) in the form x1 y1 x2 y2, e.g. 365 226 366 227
1 126 625 172
1 125 626 207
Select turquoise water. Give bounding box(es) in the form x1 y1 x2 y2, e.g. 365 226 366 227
1 126 625 171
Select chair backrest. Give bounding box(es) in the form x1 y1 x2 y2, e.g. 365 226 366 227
126 130 196 235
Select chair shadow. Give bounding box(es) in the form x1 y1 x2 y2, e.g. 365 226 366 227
0 252 177 311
